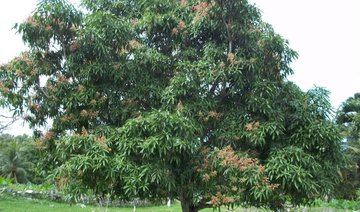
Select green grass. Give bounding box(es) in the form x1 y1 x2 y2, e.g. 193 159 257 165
0 195 184 212
0 195 352 212
0 195 268 212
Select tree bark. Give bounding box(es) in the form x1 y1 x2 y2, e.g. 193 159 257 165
180 195 196 212
180 195 212 212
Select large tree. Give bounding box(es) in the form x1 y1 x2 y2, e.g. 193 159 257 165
0 0 344 211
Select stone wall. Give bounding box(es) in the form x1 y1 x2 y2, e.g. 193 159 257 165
0 187 62 201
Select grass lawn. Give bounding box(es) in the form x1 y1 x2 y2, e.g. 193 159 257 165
0 195 182 212
0 195 267 212
0 194 348 212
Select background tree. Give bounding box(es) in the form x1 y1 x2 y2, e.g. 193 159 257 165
335 93 360 199
0 134 35 184
0 0 345 211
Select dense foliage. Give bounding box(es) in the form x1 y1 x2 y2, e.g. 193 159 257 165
0 0 345 211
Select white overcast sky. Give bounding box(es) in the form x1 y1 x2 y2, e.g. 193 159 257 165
0 0 359 135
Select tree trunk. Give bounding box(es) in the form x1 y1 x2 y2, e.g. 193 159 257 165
180 193 212 212
180 195 197 212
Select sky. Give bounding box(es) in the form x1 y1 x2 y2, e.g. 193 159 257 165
0 0 359 135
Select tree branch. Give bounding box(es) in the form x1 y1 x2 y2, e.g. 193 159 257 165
216 1 233 53
194 201 212 211
37 86 51 99
209 79 219 95
0 116 19 131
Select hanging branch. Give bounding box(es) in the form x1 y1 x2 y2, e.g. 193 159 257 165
0 114 19 132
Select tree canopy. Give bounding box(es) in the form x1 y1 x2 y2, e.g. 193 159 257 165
0 0 345 211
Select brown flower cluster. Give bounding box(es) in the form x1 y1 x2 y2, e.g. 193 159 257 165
245 121 260 131
196 147 210 171
69 40 81 52
89 111 99 118
15 69 23 77
202 173 210 182
46 82 55 92
192 2 212 23
29 103 42 112
95 91 101 98
81 126 88 135
172 20 186 35
60 114 72 123
217 145 259 171
57 74 69 83
262 176 280 190
80 109 88 117
26 16 38 27
45 131 55 140
77 85 85 92
208 111 222 119
198 110 222 122
34 131 55 149
113 63 121 69
249 57 257 65
0 82 10 94
211 192 235 206
219 61 225 68
203 159 210 169
69 25 77 32
45 25 52 32
130 19 139 27
95 136 111 152
258 164 265 173
89 99 97 107
196 147 221 183
128 39 142 49
55 176 69 190
181 0 187 6
99 95 107 103
34 138 46 150
201 170 217 182
30 69 37 76
77 170 84 177
227 53 236 64
83 59 93 64
26 16 58 33
80 109 99 119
